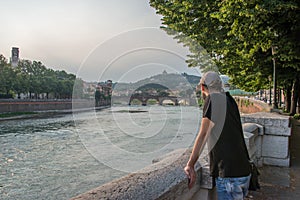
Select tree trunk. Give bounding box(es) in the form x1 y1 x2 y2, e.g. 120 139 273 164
290 75 300 115
278 88 282 107
297 93 300 114
283 79 293 113
285 87 292 113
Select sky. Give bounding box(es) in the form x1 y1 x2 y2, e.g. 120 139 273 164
0 0 202 82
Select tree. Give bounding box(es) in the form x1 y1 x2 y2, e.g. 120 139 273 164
211 0 300 113
72 78 84 99
0 55 15 98
0 65 15 95
95 90 101 107
14 66 29 99
150 0 300 114
43 68 56 99
30 61 48 98
0 54 7 67
0 55 80 100
52 70 76 99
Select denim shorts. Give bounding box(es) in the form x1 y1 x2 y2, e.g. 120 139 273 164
215 174 251 200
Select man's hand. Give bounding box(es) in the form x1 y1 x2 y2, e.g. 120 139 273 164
184 165 196 189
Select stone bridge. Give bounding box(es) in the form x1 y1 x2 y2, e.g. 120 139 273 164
128 93 179 106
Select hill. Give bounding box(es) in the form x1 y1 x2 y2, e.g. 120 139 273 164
113 72 201 92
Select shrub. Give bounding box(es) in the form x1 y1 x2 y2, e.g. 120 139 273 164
294 114 300 120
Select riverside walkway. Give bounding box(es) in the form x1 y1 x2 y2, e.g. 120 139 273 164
246 119 300 200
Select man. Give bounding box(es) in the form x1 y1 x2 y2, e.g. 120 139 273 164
184 71 251 200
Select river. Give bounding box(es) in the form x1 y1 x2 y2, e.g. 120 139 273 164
0 106 201 199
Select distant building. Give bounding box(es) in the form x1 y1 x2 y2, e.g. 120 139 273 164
82 81 97 98
11 47 19 67
95 80 112 107
97 80 112 97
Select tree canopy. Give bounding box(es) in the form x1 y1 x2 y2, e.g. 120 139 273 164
150 0 300 114
0 55 83 99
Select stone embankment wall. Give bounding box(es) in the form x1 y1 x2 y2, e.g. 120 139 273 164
71 112 291 200
0 99 98 113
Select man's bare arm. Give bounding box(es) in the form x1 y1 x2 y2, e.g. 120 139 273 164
184 117 214 189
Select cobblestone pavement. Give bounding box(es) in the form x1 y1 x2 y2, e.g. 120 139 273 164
246 119 300 200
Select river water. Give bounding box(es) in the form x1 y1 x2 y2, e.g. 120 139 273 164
0 106 201 200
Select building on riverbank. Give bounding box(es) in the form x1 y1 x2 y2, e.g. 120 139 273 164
11 47 19 67
95 80 112 107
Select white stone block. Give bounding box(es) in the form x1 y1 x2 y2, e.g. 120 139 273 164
264 126 291 136
263 156 290 167
256 124 264 135
254 135 262 158
244 132 258 161
243 123 259 135
241 116 259 124
244 132 256 149
280 118 290 128
262 135 289 158
241 113 291 168
263 118 278 126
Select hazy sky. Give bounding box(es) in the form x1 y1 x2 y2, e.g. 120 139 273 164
0 0 201 82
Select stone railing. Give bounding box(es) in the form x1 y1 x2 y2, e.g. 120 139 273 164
71 149 215 200
241 112 291 167
71 112 291 200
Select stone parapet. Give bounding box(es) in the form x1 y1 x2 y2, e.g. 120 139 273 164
243 123 263 166
71 149 215 200
241 112 291 167
241 112 291 136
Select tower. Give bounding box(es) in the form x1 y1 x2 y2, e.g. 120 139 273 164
11 47 19 67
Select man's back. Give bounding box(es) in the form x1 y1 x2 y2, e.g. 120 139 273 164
204 92 251 178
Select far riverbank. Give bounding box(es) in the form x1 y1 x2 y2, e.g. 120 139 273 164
0 104 110 122
0 99 100 114
0 99 113 117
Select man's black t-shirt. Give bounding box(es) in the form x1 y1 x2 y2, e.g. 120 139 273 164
203 92 251 178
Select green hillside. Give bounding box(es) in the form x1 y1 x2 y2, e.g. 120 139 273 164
113 72 201 92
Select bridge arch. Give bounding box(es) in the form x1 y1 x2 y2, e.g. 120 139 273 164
129 94 178 106
128 83 178 106
146 98 159 105
129 98 143 105
158 97 178 106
